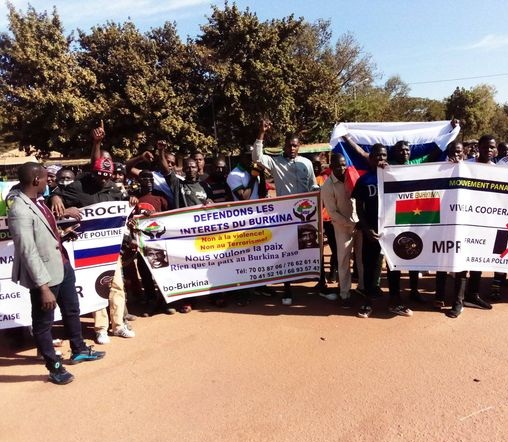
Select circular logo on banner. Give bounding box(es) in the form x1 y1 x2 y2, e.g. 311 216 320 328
293 199 317 222
140 220 167 239
95 270 115 299
393 232 423 260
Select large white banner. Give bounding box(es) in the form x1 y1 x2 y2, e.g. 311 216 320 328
378 162 508 272
135 193 322 303
0 188 130 329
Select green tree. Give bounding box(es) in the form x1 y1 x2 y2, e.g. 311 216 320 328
196 4 376 148
446 84 498 139
77 21 214 158
196 4 301 148
0 3 96 155
491 104 508 141
339 85 387 122
381 76 445 122
292 24 375 140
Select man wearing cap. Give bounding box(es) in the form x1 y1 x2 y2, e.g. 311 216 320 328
50 157 124 209
112 162 128 197
49 157 135 342
45 165 62 197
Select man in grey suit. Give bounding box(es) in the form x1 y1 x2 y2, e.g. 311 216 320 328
8 163 105 385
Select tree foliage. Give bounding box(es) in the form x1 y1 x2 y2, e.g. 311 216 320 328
196 4 303 148
0 2 506 157
195 4 377 148
77 21 214 158
0 3 95 154
445 85 498 139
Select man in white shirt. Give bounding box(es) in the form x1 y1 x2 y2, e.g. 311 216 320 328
447 134 496 317
227 146 260 201
252 120 318 305
252 120 318 196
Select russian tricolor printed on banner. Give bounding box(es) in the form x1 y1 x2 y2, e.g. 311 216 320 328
395 198 440 224
73 244 122 268
62 202 131 269
0 200 131 330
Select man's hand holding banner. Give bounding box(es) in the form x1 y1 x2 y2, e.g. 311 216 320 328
135 193 322 304
0 189 131 329
379 162 508 272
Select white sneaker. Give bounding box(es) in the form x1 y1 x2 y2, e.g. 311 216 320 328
113 324 135 338
95 330 110 345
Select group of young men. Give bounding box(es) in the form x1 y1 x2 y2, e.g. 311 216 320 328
321 130 507 319
6 124 275 384
8 120 508 385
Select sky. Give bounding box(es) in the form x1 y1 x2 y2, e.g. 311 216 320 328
1 0 508 104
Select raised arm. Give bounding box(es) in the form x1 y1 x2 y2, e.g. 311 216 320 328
342 134 369 160
252 119 275 171
126 151 154 178
156 140 171 176
90 120 105 164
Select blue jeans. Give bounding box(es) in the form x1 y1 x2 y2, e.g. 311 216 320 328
30 262 86 370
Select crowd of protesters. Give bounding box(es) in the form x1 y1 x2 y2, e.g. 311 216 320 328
5 120 508 384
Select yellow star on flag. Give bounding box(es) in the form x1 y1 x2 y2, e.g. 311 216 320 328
413 208 421 215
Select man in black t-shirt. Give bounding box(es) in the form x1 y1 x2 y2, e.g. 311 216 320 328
201 157 233 203
179 158 212 208
50 157 124 211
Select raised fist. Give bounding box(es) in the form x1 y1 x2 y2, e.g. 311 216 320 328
142 151 155 162
259 119 272 133
156 140 167 151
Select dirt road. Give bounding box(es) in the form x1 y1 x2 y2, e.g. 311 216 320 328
2 275 508 442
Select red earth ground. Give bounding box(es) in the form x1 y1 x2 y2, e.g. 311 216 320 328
2 272 508 442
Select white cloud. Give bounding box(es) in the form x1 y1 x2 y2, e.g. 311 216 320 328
0 0 209 32
462 34 508 50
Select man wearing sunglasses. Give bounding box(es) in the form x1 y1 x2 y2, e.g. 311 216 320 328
49 157 124 210
49 156 134 342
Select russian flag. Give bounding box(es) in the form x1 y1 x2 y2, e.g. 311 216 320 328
329 121 460 170
74 244 121 268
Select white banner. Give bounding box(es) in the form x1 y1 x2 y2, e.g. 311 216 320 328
0 188 130 329
135 193 322 303
378 162 508 272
